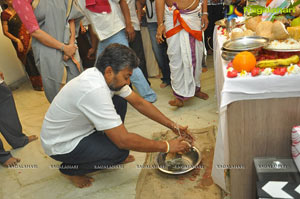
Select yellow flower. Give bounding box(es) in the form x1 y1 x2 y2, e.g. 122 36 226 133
287 65 295 74
239 70 247 77
227 67 234 72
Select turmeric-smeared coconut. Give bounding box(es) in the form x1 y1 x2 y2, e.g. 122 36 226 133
245 16 262 32
272 21 289 40
255 21 274 40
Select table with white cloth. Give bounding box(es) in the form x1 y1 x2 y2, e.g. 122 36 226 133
211 26 300 199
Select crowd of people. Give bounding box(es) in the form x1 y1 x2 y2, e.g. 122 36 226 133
0 0 226 188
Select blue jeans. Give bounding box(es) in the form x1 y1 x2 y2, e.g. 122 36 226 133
97 29 157 103
147 23 171 84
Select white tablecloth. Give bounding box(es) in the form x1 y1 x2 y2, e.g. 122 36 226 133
211 26 300 191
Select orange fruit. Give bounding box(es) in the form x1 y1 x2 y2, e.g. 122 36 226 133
232 51 257 72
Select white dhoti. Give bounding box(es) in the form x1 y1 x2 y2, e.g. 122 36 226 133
165 4 203 98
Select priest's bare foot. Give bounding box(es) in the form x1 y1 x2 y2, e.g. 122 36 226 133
2 157 21 167
202 67 208 73
63 174 95 188
169 98 184 107
122 155 135 164
28 135 38 143
194 90 209 100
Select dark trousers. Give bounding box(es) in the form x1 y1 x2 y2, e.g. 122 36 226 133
0 82 28 164
76 30 96 69
129 31 149 81
50 95 128 175
204 5 224 51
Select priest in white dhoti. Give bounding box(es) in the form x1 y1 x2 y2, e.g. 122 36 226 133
156 0 209 107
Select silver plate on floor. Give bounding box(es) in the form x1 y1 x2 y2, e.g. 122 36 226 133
156 146 201 175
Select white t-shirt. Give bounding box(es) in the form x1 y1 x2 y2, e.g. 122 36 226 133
145 0 157 23
77 0 126 41
40 68 132 156
126 0 140 31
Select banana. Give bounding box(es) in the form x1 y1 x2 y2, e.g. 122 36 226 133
257 55 300 68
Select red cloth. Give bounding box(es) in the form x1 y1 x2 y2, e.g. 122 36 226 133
86 0 111 13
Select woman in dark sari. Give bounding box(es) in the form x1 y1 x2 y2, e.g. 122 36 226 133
1 0 42 91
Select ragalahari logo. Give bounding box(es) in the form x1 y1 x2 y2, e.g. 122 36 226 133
244 6 296 15
227 5 244 16
227 2 296 16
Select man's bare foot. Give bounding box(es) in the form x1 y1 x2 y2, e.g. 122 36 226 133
63 174 95 188
169 98 184 107
2 157 21 167
160 82 169 88
122 155 135 164
194 90 209 100
28 135 38 143
202 67 208 73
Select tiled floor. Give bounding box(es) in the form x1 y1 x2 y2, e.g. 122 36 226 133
0 55 218 199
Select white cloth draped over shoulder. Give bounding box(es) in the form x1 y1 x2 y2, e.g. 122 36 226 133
164 4 203 97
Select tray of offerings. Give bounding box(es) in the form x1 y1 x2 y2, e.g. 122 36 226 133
264 38 300 52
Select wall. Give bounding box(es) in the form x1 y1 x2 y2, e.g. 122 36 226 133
0 8 27 86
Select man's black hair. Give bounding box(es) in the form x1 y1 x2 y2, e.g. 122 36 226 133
96 43 140 74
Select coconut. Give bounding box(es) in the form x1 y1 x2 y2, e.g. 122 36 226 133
230 28 244 40
255 21 274 40
245 16 262 32
272 21 289 40
243 29 255 37
274 15 290 26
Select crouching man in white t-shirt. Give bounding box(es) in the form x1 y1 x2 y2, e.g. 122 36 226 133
40 44 193 188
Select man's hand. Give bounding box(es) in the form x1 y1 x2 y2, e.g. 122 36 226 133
63 43 77 57
136 0 145 23
156 24 166 44
168 137 192 153
126 24 136 42
201 15 209 31
0 72 4 80
171 124 195 145
137 8 145 22
87 48 96 60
